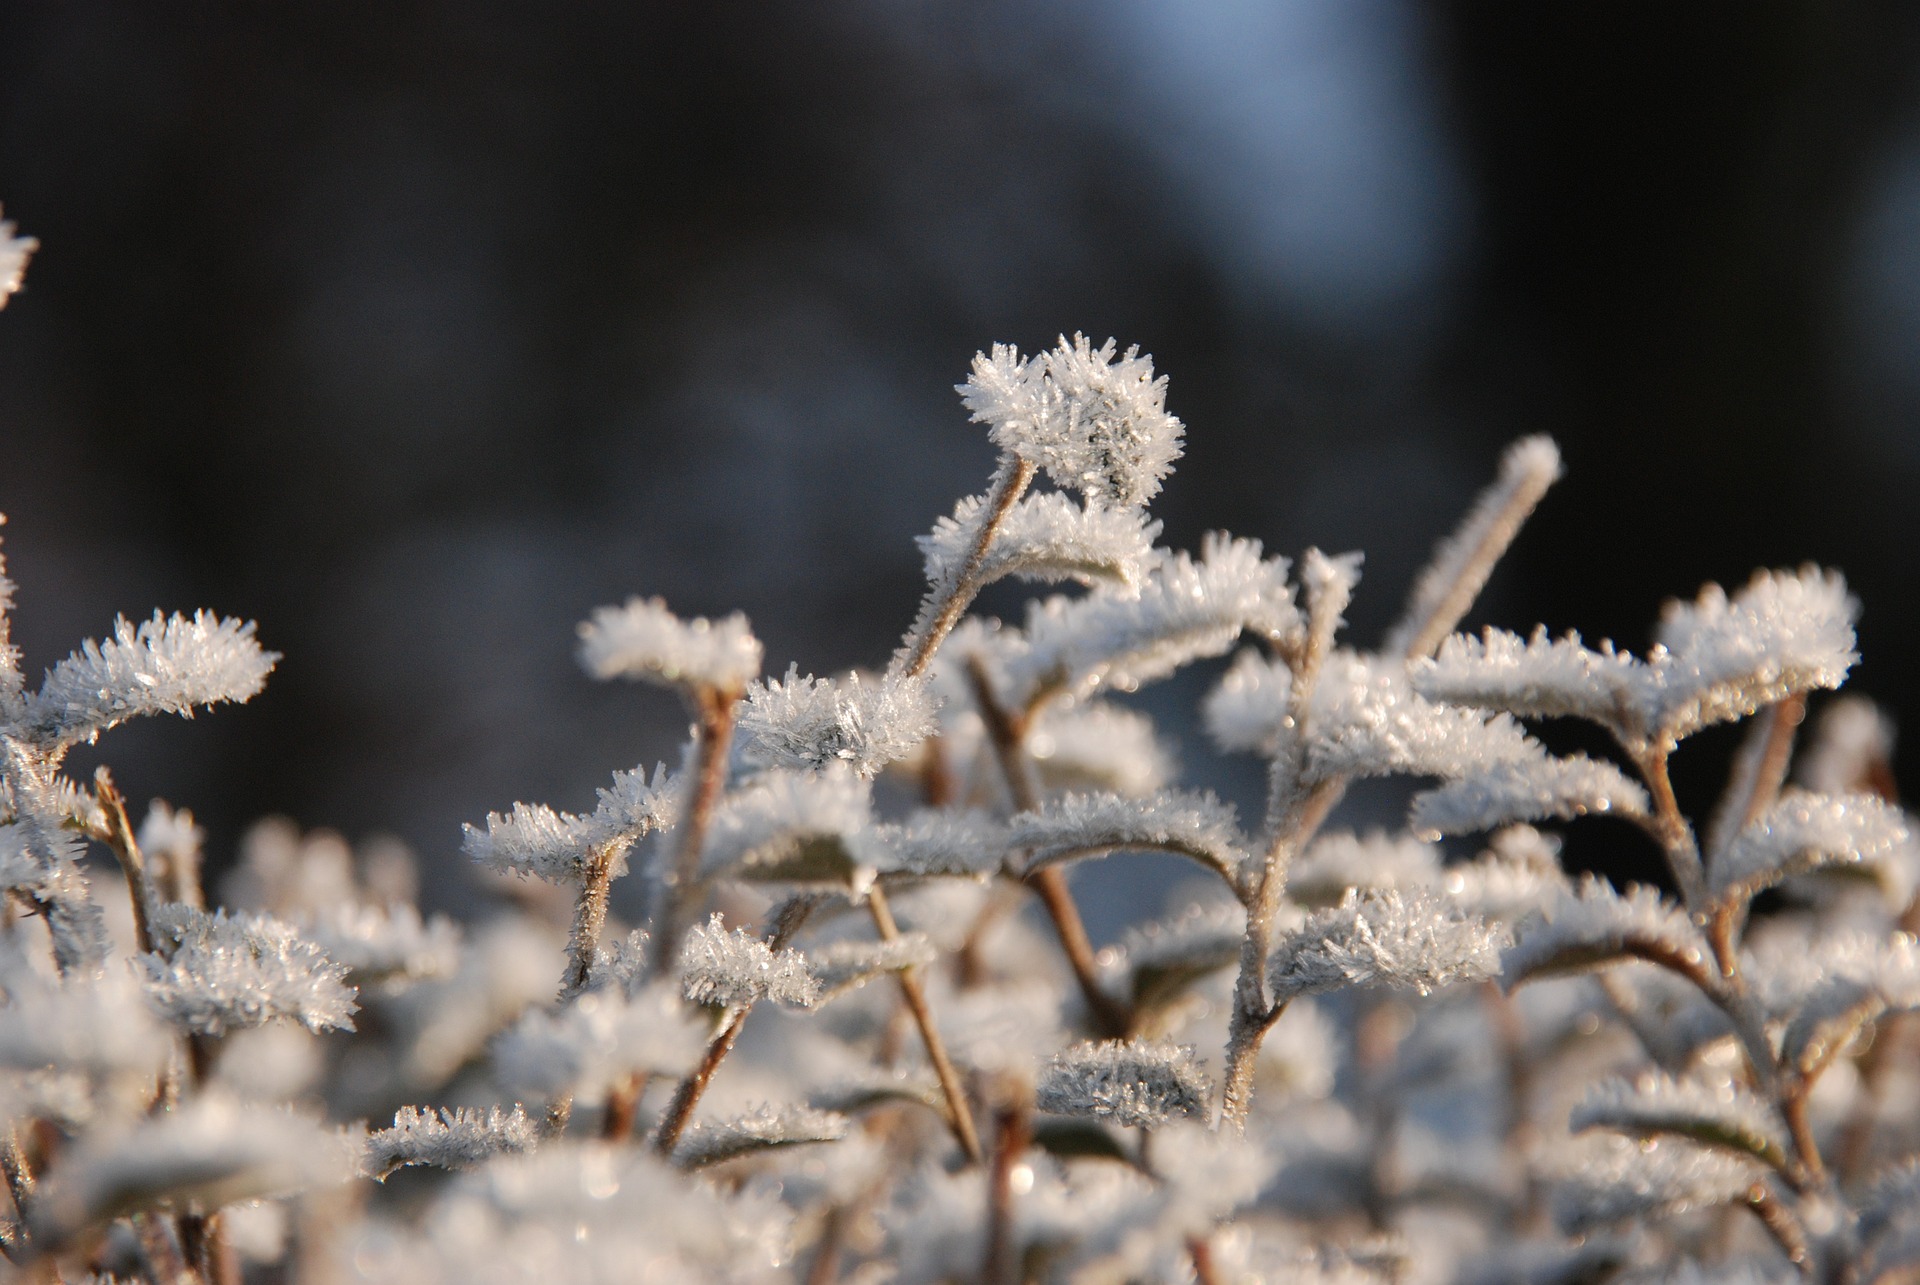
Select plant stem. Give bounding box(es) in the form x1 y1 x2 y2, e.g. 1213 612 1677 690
983 1081 1032 1285
895 455 1037 681
1187 1235 1221 1285
1635 748 1711 914
91 767 160 957
869 886 984 1164
647 685 739 978
600 1072 649 1143
558 841 621 1005
965 655 1131 1038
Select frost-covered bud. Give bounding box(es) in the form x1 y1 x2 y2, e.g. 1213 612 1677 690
1011 789 1249 887
1570 1073 1787 1169
299 902 461 992
673 1103 851 1169
30 1094 357 1248
1267 888 1506 1002
920 491 1161 590
364 1105 538 1179
28 611 278 749
958 335 1185 508
0 208 36 308
1709 790 1909 906
577 596 762 693
1036 1039 1211 1129
139 905 357 1036
738 666 938 777
679 915 819 1010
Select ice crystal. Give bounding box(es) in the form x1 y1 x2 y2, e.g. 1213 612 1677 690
678 914 820 1009
1267 888 1505 1002
1303 651 1541 784
673 1103 851 1168
1570 1074 1788 1168
920 490 1161 589
1010 789 1249 885
1548 1134 1764 1234
1008 534 1297 701
298 902 461 990
737 665 937 777
1203 648 1295 755
850 808 1008 878
462 761 676 884
806 933 936 1000
0 208 35 308
1709 790 1909 905
364 1105 537 1179
576 596 762 693
1502 878 1711 989
139 905 357 1036
958 334 1185 508
697 764 873 887
27 611 277 749
1036 1039 1211 1128
1410 752 1650 838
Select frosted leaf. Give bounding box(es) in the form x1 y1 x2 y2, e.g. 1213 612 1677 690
28 611 277 749
920 491 1160 589
139 905 357 1036
679 914 819 1009
1410 752 1651 837
1289 830 1442 907
1008 534 1297 701
463 762 676 884
0 209 35 309
1106 901 1247 1015
851 808 1008 878
1745 930 1920 1024
806 933 936 1000
576 596 762 693
1570 1074 1788 1169
1440 828 1572 921
1502 878 1711 990
958 335 1185 507
1415 627 1660 739
298 903 461 991
1385 435 1563 659
587 928 653 997
1709 790 1909 905
0 956 168 1079
1797 695 1896 794
1304 651 1541 784
1029 699 1175 798
212 1024 323 1102
365 1105 537 1179
493 983 703 1099
30 1094 356 1247
1547 1134 1763 1234
738 666 937 777
673 1103 851 1169
1203 648 1293 755
1267 888 1505 1002
1653 566 1857 741
698 764 873 887
1011 789 1249 885
1036 1039 1211 1128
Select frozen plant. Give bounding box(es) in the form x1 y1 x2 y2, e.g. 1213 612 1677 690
1 231 1916 1284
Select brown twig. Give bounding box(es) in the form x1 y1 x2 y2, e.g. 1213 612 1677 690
600 1072 649 1143
648 685 740 977
869 886 984 1164
91 767 160 957
895 456 1038 681
983 1080 1033 1285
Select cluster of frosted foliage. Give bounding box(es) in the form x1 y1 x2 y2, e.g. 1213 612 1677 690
959 334 1185 507
5 275 1919 1284
576 596 763 692
0 207 31 306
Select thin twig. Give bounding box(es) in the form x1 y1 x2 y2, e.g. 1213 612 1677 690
983 1080 1032 1285
92 767 160 957
558 841 622 1005
648 685 740 977
600 1072 649 1143
895 455 1037 681
869 886 984 1164
1744 1183 1812 1277
1706 694 1806 861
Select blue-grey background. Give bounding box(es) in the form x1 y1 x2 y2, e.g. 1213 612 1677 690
2 2 1918 930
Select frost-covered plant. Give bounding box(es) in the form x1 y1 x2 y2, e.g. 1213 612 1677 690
1 233 1915 1284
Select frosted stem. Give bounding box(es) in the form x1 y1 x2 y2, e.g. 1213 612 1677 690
983 1080 1032 1285
646 684 739 977
895 455 1037 680
869 886 984 1164
1706 694 1805 862
92 767 161 957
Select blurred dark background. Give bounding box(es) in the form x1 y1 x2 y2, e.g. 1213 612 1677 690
2 1 1917 923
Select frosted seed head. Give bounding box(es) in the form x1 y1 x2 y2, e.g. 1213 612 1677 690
1267 888 1506 1002
958 335 1185 508
738 666 938 778
29 611 278 749
1036 1039 1212 1129
577 596 762 693
678 914 820 1010
364 1105 537 1179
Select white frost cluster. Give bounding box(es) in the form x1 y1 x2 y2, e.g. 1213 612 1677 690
1010 789 1249 885
806 933 937 1000
463 762 677 884
1029 699 1176 798
493 983 703 1099
674 1103 852 1169
850 808 1007 878
1267 888 1505 1002
299 902 461 990
577 596 763 693
1709 790 1909 905
1202 649 1294 755
1288 830 1442 907
1502 878 1709 990
1410 753 1650 838
698 765 874 886
1417 567 1856 748
138 905 357 1036
0 207 34 308
27 611 278 749
678 914 820 1010
920 491 1161 589
364 1105 538 1179
738 666 938 777
958 335 1185 508
1036 1039 1212 1129
1303 652 1539 784
1547 1134 1764 1235
1571 1074 1787 1167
